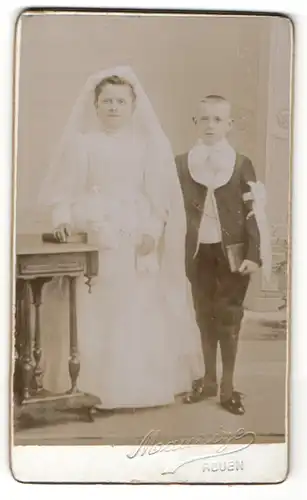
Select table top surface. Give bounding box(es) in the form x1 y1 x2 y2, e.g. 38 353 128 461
16 234 99 256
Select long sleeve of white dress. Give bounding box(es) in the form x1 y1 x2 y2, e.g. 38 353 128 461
133 193 165 273
137 193 165 241
39 133 88 229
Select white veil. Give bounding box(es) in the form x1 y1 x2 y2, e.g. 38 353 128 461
38 66 174 221
38 65 205 383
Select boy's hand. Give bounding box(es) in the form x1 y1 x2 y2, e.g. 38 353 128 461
53 223 71 243
137 234 155 256
239 259 259 275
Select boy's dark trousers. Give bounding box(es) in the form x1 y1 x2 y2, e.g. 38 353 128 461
190 242 250 402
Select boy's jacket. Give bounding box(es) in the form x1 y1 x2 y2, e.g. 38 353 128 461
175 152 261 280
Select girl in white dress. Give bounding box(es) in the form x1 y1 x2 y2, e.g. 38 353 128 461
38 66 205 409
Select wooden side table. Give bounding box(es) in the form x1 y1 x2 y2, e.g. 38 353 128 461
14 234 102 428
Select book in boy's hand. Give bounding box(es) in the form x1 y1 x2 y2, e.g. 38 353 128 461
226 242 245 273
42 232 88 244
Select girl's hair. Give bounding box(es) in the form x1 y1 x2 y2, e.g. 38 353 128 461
94 75 137 104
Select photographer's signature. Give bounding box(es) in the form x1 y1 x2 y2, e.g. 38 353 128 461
126 427 256 474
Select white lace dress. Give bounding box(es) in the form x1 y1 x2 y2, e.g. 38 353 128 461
40 129 204 408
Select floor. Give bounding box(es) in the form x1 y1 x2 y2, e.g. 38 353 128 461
14 311 288 446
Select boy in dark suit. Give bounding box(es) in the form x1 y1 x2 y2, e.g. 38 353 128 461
176 95 264 415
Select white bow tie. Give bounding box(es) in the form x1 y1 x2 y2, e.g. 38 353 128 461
188 140 236 188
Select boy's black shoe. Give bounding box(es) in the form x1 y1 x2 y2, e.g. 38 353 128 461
220 391 245 415
182 378 218 404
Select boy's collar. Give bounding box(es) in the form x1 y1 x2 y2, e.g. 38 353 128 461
188 137 236 188
194 137 231 151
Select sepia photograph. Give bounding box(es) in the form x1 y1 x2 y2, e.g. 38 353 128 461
11 9 292 483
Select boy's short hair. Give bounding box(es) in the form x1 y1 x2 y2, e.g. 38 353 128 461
201 95 229 104
199 95 232 117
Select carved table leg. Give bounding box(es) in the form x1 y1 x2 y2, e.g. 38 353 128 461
21 281 33 402
68 276 80 393
30 277 51 394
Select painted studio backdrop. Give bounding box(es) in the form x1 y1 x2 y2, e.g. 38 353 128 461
16 14 291 311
